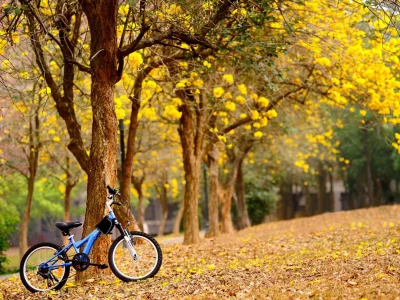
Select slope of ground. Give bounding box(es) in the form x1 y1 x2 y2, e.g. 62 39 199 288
2 205 400 299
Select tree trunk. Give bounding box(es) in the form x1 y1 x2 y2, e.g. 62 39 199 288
235 159 251 230
220 189 235 233
287 184 295 219
132 175 145 231
63 182 73 246
19 113 40 259
329 171 335 212
363 128 375 206
119 97 141 230
218 141 252 233
278 183 287 220
317 162 327 214
173 196 184 236
205 144 220 237
177 91 204 244
19 177 35 259
219 159 240 234
181 158 201 244
157 183 168 237
304 184 312 216
79 1 119 278
356 175 367 208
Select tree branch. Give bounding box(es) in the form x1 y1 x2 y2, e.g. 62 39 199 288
66 59 91 74
26 9 90 174
199 0 236 37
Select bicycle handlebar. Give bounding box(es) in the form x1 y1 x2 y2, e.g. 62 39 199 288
107 185 118 195
107 186 122 207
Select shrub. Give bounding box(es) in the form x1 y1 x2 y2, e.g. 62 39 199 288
0 199 20 274
245 182 279 225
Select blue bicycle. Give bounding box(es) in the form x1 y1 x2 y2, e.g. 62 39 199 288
19 186 162 293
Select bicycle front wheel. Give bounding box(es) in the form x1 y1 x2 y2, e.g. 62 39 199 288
108 231 162 282
20 242 70 293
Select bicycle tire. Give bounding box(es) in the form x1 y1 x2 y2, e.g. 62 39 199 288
108 231 162 282
20 242 70 293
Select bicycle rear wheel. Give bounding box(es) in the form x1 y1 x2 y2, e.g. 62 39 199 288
20 242 70 293
108 231 162 282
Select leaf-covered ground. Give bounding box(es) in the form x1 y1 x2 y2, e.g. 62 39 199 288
2 205 400 299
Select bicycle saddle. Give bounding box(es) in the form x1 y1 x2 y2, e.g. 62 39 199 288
55 221 82 236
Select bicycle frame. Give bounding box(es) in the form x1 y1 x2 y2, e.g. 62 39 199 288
39 199 121 271
39 229 102 271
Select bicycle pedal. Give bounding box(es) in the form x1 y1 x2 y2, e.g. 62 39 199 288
98 264 108 269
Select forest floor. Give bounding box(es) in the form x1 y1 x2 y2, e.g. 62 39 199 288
2 205 400 299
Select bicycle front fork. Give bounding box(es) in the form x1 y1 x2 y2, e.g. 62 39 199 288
115 223 139 261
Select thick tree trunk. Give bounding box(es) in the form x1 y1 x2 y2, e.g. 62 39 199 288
157 183 168 237
173 196 184 236
181 158 201 244
79 1 119 278
177 91 204 244
205 144 220 237
317 162 327 214
235 159 251 230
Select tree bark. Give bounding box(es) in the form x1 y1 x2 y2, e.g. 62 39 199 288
205 144 220 237
19 176 35 259
329 171 335 212
177 91 204 244
63 181 73 246
157 182 169 237
235 158 251 230
173 196 184 236
317 162 327 214
132 175 145 231
79 0 119 278
19 112 40 259
219 140 252 233
181 157 201 244
278 183 287 220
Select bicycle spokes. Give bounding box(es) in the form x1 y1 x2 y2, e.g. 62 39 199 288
110 233 160 281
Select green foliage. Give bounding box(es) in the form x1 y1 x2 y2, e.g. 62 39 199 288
0 173 64 219
0 199 19 274
335 111 399 198
245 173 279 225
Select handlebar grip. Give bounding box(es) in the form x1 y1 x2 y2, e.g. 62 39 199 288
107 185 117 195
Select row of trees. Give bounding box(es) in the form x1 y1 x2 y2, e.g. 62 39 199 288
1 0 400 277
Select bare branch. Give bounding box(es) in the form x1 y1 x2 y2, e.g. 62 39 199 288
66 59 91 74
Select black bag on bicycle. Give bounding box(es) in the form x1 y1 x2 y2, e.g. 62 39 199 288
96 216 114 234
